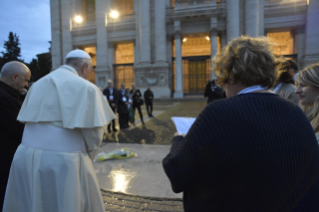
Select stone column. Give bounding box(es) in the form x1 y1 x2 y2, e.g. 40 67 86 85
154 0 168 65
245 0 264 37
134 0 140 65
297 26 305 68
210 29 218 80
50 0 63 70
139 0 151 65
210 17 218 79
95 0 110 88
303 0 319 68
258 0 264 36
226 0 240 42
108 42 114 84
174 21 183 98
60 0 73 60
221 30 227 49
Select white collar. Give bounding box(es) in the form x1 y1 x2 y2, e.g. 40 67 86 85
237 85 268 95
61 65 78 76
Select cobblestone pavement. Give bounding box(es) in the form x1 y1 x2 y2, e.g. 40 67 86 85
103 101 206 145
101 189 183 212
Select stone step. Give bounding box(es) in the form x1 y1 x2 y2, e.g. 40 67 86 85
101 189 183 212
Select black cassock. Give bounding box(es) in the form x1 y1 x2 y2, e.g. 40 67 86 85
0 81 25 208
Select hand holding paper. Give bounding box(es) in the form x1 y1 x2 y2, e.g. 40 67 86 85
171 117 196 135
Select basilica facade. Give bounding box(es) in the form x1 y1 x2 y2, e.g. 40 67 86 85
50 0 319 98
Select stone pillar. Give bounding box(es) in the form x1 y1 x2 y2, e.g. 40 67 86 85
210 30 218 80
50 0 63 70
226 0 240 42
134 0 140 65
245 0 264 37
108 42 114 84
210 17 218 80
221 30 227 49
154 0 168 65
174 21 183 98
258 0 264 36
95 0 110 88
303 0 319 68
139 0 151 65
60 0 73 60
297 26 305 69
95 0 112 88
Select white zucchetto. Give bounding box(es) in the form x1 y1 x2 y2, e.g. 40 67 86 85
66 49 91 60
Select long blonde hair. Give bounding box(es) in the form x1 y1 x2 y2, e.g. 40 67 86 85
296 62 319 133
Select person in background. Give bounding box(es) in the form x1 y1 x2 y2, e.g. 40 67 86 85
0 61 31 209
118 83 129 129
295 62 319 144
286 59 299 81
204 79 225 104
163 36 319 212
103 80 118 133
126 87 134 126
130 84 144 125
144 86 154 117
271 60 299 105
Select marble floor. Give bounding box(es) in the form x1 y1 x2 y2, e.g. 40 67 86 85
94 143 182 199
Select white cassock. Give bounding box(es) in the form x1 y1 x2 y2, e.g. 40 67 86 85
3 65 116 212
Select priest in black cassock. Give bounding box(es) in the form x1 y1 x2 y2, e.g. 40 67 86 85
0 61 31 209
118 83 129 129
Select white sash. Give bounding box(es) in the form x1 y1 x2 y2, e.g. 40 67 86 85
237 85 267 95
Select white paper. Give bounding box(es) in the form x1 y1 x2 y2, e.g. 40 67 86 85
171 117 196 135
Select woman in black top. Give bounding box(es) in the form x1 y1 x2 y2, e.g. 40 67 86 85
163 36 319 212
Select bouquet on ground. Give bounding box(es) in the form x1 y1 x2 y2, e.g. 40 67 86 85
94 148 137 162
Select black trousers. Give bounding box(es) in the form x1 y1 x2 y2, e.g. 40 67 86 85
133 104 143 123
119 113 128 129
108 107 117 130
146 101 153 116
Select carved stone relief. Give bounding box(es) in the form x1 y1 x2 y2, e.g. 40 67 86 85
137 73 167 87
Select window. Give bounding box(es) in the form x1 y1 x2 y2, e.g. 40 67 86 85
115 43 134 64
83 46 97 83
267 31 297 57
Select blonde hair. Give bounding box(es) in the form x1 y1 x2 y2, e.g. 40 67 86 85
213 36 284 88
296 62 319 133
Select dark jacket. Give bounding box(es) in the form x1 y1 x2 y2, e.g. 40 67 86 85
117 89 128 114
144 90 154 103
163 93 319 212
130 89 143 107
103 87 118 107
0 81 25 207
204 83 225 103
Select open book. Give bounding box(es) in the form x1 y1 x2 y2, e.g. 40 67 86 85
171 117 196 135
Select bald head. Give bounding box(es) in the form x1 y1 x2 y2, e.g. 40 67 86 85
0 61 31 91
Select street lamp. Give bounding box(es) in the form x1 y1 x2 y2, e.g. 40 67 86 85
110 10 119 19
183 38 187 42
74 15 83 23
206 36 210 41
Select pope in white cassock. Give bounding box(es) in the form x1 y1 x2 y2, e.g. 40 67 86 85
3 50 116 212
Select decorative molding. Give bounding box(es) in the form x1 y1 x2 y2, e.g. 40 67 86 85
137 72 168 87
